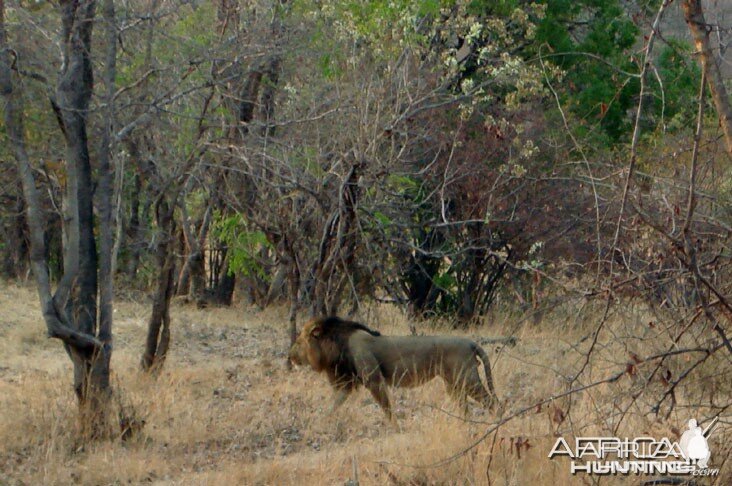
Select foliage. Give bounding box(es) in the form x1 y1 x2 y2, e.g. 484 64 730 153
533 0 638 142
211 213 272 281
654 40 702 131
0 0 726 320
534 0 699 145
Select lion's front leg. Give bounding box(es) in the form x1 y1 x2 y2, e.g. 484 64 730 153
330 387 350 413
353 350 393 420
365 379 392 420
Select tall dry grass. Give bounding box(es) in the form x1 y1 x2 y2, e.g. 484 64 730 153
0 281 728 485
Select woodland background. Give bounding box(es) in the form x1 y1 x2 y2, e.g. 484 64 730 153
1 0 731 484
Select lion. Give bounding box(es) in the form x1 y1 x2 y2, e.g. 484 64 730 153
288 316 497 419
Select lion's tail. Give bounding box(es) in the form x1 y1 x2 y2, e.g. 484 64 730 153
473 343 497 399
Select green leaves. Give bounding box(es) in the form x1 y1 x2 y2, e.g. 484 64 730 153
535 0 640 142
373 211 393 226
654 40 702 128
388 174 419 193
212 213 272 280
535 0 700 145
318 53 343 80
432 271 457 292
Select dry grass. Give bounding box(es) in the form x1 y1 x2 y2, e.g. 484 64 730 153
0 281 728 485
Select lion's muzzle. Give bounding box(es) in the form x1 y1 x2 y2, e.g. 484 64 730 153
288 342 306 366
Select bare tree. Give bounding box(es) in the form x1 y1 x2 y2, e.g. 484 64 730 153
1 0 116 434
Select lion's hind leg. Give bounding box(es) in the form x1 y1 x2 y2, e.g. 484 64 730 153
465 375 496 411
448 364 495 415
444 367 473 416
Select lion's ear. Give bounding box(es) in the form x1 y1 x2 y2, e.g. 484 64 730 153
310 324 323 339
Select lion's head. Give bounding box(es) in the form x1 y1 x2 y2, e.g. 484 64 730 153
287 318 324 370
288 317 380 373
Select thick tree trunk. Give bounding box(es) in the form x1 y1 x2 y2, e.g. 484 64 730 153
57 0 103 408
2 0 115 436
683 0 732 158
92 0 117 417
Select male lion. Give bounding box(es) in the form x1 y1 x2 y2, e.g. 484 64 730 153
288 316 497 419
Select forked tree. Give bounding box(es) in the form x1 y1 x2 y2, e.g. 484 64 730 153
1 0 117 435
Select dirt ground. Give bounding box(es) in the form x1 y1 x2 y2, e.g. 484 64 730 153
0 281 728 485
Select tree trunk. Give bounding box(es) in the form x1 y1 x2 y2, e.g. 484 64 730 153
189 252 207 301
2 0 115 437
286 258 299 370
259 56 280 137
457 260 478 323
1 196 29 278
264 263 288 305
125 167 143 279
177 203 212 301
212 251 236 306
141 199 176 372
311 162 361 316
56 0 102 409
683 0 732 158
92 0 117 418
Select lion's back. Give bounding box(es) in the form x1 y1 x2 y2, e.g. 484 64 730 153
350 333 477 380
